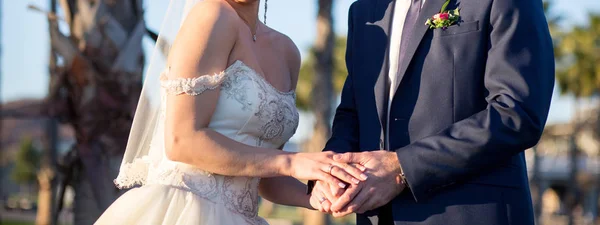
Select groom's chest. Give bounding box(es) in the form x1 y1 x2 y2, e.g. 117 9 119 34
350 0 492 143
351 0 489 82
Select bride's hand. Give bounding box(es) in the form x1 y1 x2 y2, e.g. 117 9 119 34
287 152 368 196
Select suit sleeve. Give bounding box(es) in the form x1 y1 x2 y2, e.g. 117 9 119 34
396 0 555 201
324 2 360 154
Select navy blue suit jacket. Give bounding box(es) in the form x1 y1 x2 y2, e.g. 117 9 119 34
324 0 554 224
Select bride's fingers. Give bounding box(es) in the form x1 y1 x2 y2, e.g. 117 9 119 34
321 199 332 213
352 163 367 172
309 194 324 212
329 165 361 186
317 170 347 190
314 190 332 213
317 182 336 201
333 162 368 182
326 164 360 189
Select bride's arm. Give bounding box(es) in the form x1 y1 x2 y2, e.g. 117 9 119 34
258 29 341 210
163 2 365 187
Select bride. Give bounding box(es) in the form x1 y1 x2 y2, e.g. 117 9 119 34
95 0 366 224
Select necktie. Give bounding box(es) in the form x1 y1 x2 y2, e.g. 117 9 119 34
398 0 422 67
384 0 422 149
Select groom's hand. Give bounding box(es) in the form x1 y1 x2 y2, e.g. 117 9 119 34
330 151 406 217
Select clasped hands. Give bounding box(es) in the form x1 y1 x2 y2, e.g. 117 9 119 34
306 150 407 217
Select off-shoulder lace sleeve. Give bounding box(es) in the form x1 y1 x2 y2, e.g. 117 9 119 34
160 67 228 96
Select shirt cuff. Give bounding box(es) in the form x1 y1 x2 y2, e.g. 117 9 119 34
306 180 316 195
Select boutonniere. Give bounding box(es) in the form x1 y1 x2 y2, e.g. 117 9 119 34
425 0 460 29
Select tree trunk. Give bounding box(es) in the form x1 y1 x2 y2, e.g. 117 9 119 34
43 0 145 223
36 167 54 225
531 146 544 222
303 0 335 225
35 119 59 225
567 101 581 225
35 1 60 224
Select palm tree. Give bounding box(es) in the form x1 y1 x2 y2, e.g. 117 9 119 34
554 13 600 225
556 15 600 98
531 1 563 222
28 0 147 224
32 2 60 224
297 37 347 110
302 0 335 224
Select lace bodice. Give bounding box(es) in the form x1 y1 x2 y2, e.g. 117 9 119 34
121 61 299 224
158 60 298 148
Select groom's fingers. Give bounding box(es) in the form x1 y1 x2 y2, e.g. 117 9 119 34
330 184 362 212
356 195 379 214
333 162 368 182
333 153 355 162
343 189 370 216
333 187 369 217
329 184 343 197
333 152 365 164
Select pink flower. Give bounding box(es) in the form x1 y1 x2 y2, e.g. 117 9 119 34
439 13 450 20
432 13 441 20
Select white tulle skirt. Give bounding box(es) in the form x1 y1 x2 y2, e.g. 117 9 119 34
95 184 268 225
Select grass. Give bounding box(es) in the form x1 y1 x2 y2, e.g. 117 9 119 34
0 219 71 225
0 220 34 225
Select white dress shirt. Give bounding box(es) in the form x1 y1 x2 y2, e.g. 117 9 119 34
388 0 411 103
385 0 411 148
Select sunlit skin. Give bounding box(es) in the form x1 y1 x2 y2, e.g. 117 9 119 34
224 0 260 36
162 0 368 211
215 0 402 216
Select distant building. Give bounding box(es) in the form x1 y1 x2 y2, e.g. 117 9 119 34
1 99 75 199
527 107 600 224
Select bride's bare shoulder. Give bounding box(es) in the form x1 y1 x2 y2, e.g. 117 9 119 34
182 1 240 35
267 29 301 87
168 1 239 74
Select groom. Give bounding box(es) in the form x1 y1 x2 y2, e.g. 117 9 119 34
309 0 554 224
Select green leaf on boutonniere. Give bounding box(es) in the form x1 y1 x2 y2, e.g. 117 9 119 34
425 7 461 29
440 0 451 13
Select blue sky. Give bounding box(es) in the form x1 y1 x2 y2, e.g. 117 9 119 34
1 0 599 132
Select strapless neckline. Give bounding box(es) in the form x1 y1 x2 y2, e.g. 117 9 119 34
226 60 295 96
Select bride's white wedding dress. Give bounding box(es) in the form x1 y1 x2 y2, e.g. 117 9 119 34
95 60 299 225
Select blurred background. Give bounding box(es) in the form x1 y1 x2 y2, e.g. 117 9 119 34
0 0 598 225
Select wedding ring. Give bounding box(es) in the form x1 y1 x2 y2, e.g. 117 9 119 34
318 196 327 203
326 165 334 174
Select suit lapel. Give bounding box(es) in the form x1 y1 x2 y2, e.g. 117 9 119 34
372 0 395 148
392 0 446 95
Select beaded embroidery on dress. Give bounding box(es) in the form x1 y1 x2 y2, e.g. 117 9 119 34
95 61 299 225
